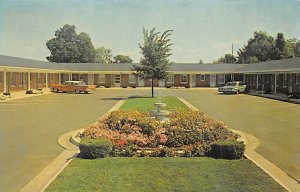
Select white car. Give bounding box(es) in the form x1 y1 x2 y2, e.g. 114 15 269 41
218 81 247 94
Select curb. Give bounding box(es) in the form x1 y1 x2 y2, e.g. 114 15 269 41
178 97 299 192
0 89 52 102
69 98 127 146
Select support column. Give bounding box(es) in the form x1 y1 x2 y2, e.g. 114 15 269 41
274 74 277 94
256 74 259 90
59 73 61 84
69 73 71 81
3 69 7 93
243 74 245 83
46 73 48 89
231 74 233 81
189 74 192 88
27 71 31 90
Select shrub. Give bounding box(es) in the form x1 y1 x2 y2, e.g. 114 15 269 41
209 140 245 160
79 138 114 159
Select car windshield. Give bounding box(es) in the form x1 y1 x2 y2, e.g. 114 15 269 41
226 82 238 86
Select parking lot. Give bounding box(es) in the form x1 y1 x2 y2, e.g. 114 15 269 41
0 88 299 191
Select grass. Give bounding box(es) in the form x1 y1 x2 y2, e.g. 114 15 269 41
46 95 286 192
119 96 189 112
46 157 286 192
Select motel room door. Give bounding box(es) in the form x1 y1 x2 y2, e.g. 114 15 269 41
88 74 94 85
210 74 216 87
191 75 196 87
114 74 121 87
138 76 144 87
159 79 165 87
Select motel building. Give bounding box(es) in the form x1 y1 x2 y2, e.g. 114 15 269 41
0 55 300 97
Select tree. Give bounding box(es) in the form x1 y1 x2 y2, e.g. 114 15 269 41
237 31 275 63
46 24 95 63
94 47 113 63
198 59 204 64
133 27 173 98
215 54 236 64
294 41 300 57
76 32 96 63
113 54 133 63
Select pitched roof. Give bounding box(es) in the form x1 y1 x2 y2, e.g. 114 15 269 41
235 57 300 73
0 55 246 74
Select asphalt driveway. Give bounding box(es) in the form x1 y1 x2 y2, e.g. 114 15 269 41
0 88 149 192
1 88 299 191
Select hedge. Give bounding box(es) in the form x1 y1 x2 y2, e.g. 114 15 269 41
79 138 114 159
209 140 245 160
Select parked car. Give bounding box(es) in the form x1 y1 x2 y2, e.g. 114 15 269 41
50 81 96 94
218 81 247 94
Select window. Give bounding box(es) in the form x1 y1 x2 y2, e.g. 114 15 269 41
129 74 136 83
218 74 225 84
167 75 174 83
180 75 188 83
98 74 105 83
283 74 287 86
200 74 205 81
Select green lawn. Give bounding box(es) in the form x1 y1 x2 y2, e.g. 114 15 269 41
119 96 189 111
46 158 285 192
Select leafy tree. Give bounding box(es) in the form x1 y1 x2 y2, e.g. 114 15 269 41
237 31 275 63
94 47 113 63
215 54 236 64
77 32 96 63
274 33 294 59
46 24 95 63
274 33 285 59
198 60 203 64
133 27 173 98
294 41 300 57
113 54 133 63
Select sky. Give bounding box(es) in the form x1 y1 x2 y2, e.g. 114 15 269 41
0 0 300 63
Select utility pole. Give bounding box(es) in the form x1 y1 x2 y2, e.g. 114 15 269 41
232 43 234 63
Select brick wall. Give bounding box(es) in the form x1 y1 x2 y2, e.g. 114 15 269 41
196 74 210 87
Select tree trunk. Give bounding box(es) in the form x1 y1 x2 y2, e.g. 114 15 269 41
151 78 154 98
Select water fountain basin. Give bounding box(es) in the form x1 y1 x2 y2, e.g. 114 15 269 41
150 102 170 121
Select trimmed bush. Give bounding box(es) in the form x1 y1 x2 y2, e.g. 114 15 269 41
209 140 245 160
79 138 114 159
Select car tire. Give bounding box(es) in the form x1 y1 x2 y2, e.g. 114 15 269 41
75 89 81 94
54 88 59 93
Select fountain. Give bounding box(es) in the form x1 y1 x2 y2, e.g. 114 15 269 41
150 102 170 121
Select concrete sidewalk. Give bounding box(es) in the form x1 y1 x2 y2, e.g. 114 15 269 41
0 88 52 102
248 92 300 104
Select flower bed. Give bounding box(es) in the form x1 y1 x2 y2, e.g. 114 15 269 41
80 110 244 159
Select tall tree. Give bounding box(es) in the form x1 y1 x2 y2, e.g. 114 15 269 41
46 24 95 63
94 47 113 63
294 41 300 57
237 31 275 63
198 59 204 64
133 28 173 98
113 54 133 63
